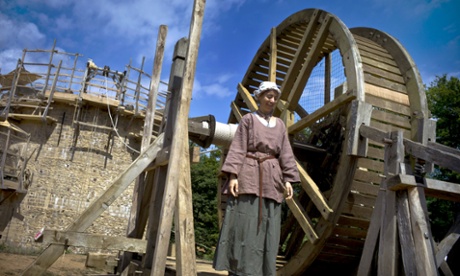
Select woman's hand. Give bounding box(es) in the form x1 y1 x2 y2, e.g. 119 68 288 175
284 182 293 200
229 175 239 197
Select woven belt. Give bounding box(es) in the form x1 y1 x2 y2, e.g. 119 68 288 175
246 154 276 230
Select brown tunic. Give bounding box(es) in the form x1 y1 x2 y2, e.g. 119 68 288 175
221 113 300 203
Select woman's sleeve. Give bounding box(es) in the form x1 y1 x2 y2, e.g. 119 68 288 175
278 124 300 183
220 115 250 176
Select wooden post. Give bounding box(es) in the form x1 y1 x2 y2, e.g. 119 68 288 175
124 22 168 251
378 130 403 276
150 1 205 275
142 38 187 273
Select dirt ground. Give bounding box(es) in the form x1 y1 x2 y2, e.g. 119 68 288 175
0 252 104 276
0 252 227 275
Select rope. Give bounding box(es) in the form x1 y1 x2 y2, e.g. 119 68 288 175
104 77 140 154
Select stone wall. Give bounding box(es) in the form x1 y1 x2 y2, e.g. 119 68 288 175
1 101 145 252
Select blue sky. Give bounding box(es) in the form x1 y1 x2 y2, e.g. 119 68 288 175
1 0 459 124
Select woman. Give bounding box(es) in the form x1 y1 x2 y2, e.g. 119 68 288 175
213 81 300 276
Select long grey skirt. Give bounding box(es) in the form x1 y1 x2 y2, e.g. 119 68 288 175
213 194 281 276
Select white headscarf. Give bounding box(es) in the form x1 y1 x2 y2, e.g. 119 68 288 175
253 81 281 99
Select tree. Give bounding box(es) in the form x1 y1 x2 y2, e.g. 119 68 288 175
190 146 221 259
425 75 460 240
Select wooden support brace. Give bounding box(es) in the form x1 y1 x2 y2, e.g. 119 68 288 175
296 161 333 220
287 90 355 134
42 230 148 253
347 100 372 157
407 186 438 275
285 197 319 244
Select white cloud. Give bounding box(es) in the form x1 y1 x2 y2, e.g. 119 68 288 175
193 77 233 98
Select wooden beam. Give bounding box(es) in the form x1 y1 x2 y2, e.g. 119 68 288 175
378 130 403 276
268 27 277 82
286 14 333 112
296 161 333 220
436 232 460 268
278 9 321 103
237 83 258 112
396 191 418 275
357 190 383 276
347 100 372 157
407 187 438 275
288 89 355 134
230 101 243 122
150 1 204 275
128 26 169 253
42 230 147 253
21 133 164 275
143 39 187 272
285 197 319 244
404 139 460 173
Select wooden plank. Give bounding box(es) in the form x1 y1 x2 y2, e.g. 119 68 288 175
356 42 394 60
346 192 377 208
407 187 438 275
278 9 321 103
387 175 460 201
151 2 204 275
124 26 168 258
230 101 243 122
359 50 398 68
8 114 57 123
269 27 277 82
337 215 370 229
378 131 403 276
341 202 374 220
357 188 383 276
327 236 365 249
143 39 186 272
365 83 409 106
404 139 460 172
362 63 404 84
357 158 384 173
354 169 383 185
286 14 333 111
237 83 258 112
396 190 418 275
436 232 460 268
42 230 147 253
366 94 411 117
354 35 389 54
21 133 165 275
332 226 368 239
347 100 372 157
285 196 319 244
371 108 411 129
370 120 411 138
296 161 333 220
288 89 355 134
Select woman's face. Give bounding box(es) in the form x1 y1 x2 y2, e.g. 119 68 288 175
258 90 279 113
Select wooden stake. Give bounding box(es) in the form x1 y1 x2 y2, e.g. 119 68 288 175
150 1 205 275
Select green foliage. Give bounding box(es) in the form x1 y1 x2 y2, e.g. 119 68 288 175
426 75 460 149
425 75 460 240
190 146 221 260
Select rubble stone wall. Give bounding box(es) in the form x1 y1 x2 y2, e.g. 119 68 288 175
1 101 145 252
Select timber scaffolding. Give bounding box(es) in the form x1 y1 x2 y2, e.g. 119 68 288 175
0 2 459 276
0 37 170 230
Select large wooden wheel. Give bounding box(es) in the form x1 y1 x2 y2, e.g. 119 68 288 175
223 9 429 275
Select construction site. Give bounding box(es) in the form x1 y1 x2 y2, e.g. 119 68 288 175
1 2 460 275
